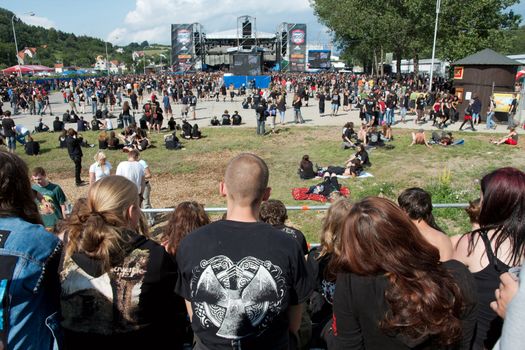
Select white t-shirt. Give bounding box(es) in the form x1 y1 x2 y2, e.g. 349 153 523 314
105 119 114 130
116 160 144 191
89 161 112 182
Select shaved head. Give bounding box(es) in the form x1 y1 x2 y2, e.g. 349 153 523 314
224 153 269 207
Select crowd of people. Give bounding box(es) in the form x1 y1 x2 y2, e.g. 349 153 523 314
1 147 524 350
0 71 523 350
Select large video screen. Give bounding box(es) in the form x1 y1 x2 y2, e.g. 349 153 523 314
231 53 262 75
308 50 331 69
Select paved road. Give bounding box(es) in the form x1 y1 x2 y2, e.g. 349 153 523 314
5 90 513 134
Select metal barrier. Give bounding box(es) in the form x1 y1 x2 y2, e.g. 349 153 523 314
141 203 469 214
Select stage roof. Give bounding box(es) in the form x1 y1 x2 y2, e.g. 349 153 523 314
206 29 276 40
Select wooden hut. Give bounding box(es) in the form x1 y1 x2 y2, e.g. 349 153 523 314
452 48 520 122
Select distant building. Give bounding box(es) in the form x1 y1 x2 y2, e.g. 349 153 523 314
54 63 64 73
392 58 449 76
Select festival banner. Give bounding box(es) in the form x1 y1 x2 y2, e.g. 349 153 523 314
288 24 307 72
171 24 194 71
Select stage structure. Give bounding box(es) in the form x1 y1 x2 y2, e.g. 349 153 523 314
171 18 307 73
277 23 307 72
171 23 205 72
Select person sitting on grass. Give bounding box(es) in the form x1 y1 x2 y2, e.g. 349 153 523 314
299 154 316 180
181 120 192 139
232 111 242 125
410 129 431 148
191 124 201 139
98 131 108 150
210 116 220 126
491 127 518 145
341 122 357 149
24 135 40 156
221 110 231 125
108 131 123 150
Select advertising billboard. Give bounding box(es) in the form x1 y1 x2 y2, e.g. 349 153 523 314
171 24 194 71
288 24 306 72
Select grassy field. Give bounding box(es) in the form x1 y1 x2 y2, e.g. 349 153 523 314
15 126 525 243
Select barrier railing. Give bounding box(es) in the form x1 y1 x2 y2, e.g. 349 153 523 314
142 203 469 214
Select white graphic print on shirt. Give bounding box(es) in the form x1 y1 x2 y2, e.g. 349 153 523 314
190 255 285 339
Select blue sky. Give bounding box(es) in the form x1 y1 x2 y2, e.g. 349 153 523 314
1 0 523 47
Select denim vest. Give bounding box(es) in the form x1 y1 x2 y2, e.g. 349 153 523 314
0 217 63 350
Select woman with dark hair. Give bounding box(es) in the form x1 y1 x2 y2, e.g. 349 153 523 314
121 101 133 128
0 151 63 349
398 187 453 261
61 176 185 349
299 155 316 179
453 167 525 349
332 197 477 349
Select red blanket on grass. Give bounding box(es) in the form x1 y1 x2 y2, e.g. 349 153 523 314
292 187 350 203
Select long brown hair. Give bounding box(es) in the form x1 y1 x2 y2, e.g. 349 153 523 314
0 151 42 225
318 198 352 258
163 201 210 255
332 197 463 345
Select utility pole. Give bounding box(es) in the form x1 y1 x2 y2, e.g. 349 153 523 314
429 0 441 92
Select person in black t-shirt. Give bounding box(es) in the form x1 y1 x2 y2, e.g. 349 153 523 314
2 111 16 153
232 111 242 125
306 199 353 348
175 153 312 350
259 199 308 255
24 135 40 156
65 129 84 186
53 117 64 132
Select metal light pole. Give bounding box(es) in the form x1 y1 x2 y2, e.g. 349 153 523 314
429 0 441 92
105 41 110 75
11 12 34 77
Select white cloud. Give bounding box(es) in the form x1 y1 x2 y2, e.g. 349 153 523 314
110 0 327 45
20 15 55 29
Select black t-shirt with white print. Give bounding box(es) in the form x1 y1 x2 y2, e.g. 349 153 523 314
273 224 308 256
175 220 312 350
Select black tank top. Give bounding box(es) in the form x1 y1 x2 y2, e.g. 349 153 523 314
472 230 510 349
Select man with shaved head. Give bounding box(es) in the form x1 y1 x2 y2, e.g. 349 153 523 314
175 153 312 349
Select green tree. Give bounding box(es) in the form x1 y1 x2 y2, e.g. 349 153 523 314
311 0 521 73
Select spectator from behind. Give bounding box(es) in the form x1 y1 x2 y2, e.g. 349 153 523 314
299 154 316 180
175 153 312 349
453 167 525 349
60 176 184 349
398 187 453 261
0 152 63 350
24 135 40 156
332 197 477 349
307 198 353 348
53 116 64 132
259 199 308 255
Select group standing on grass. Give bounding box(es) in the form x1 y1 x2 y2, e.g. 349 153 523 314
2 147 525 349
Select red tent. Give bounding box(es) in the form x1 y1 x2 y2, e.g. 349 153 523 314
2 65 54 75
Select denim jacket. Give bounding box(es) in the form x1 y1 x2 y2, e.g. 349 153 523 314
0 217 63 350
